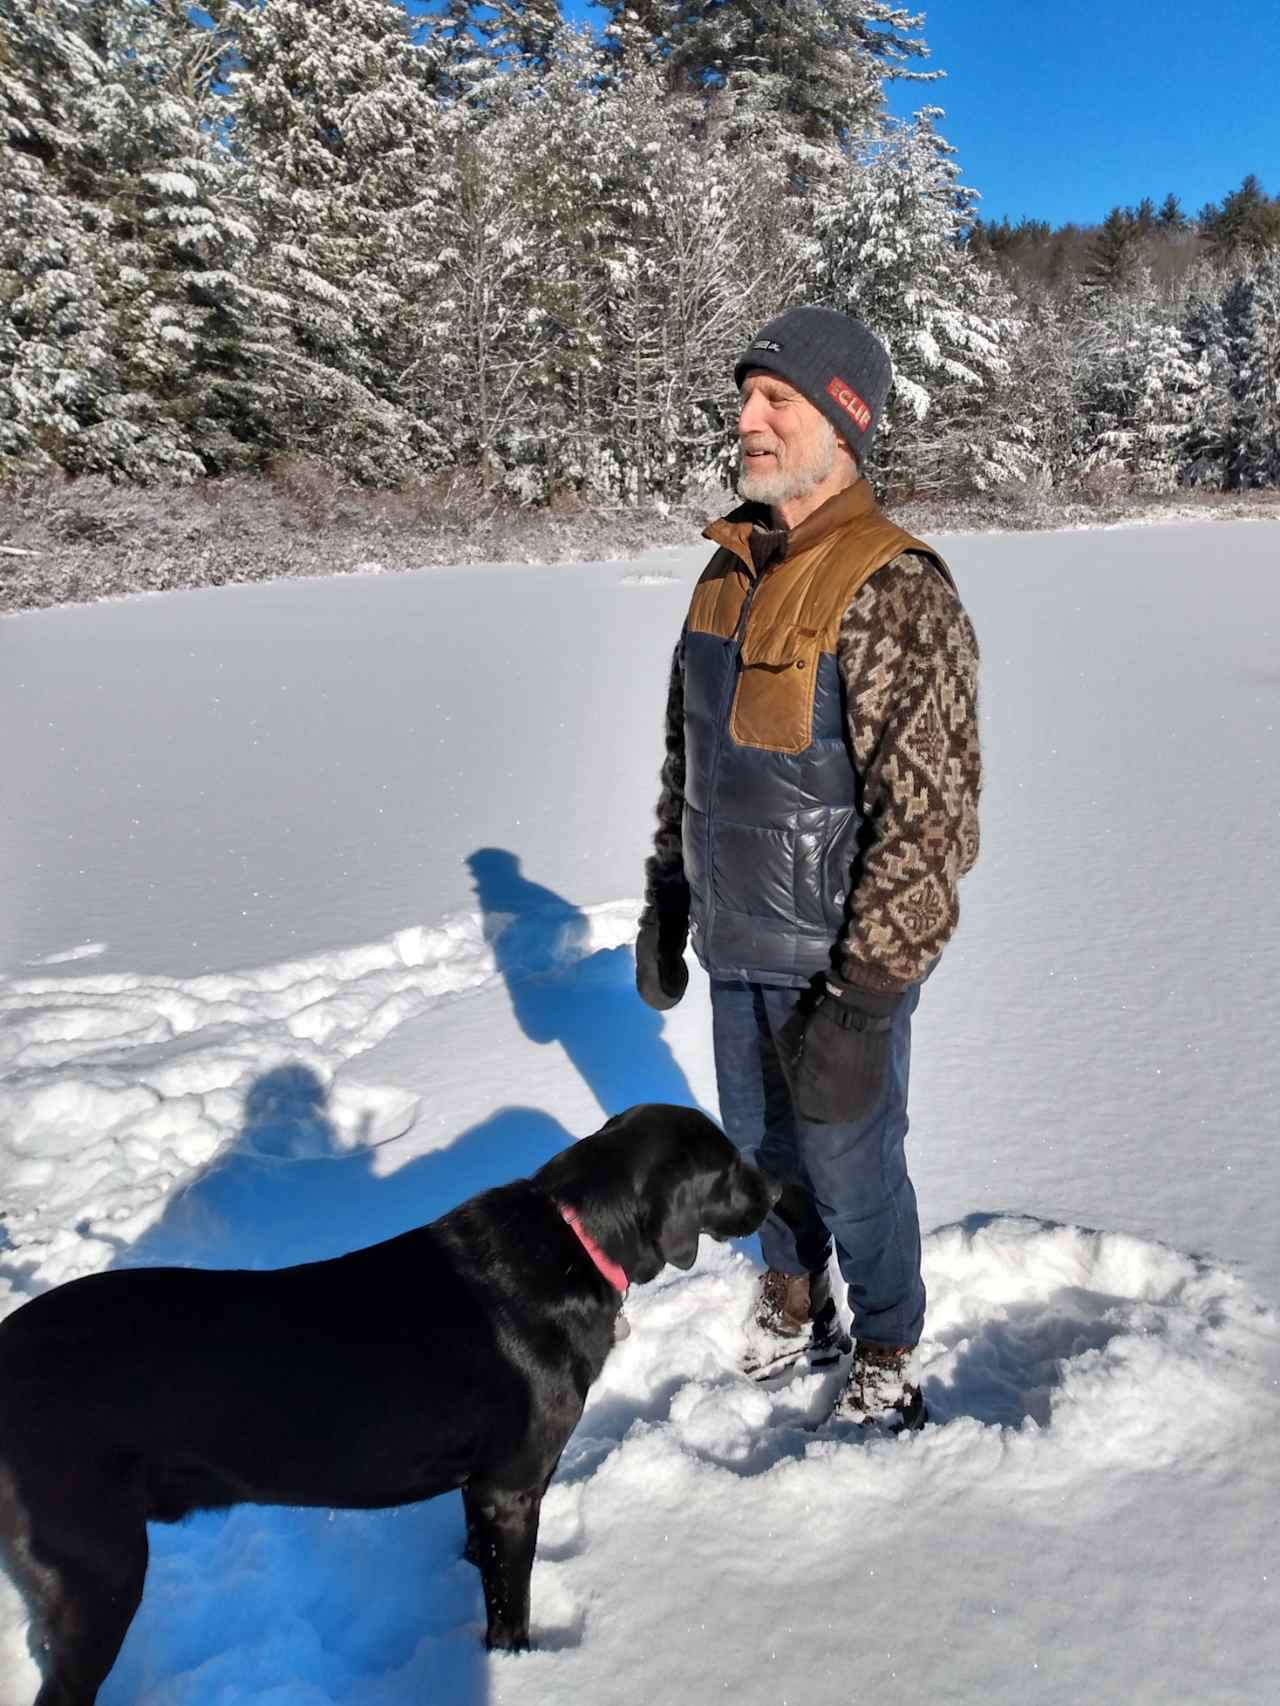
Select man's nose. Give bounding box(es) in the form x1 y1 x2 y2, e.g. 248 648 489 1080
738 390 766 436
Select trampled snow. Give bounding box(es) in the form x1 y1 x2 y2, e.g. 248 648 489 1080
2 521 1278 1704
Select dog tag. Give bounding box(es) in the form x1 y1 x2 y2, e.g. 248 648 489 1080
613 1312 631 1342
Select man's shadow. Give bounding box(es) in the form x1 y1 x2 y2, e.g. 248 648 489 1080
123 1062 571 1271
466 847 696 1117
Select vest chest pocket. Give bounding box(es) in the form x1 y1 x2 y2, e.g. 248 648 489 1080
730 624 822 754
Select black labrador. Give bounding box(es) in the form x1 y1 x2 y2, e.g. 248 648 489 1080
0 1102 779 1706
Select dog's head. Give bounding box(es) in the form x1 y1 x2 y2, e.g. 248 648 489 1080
536 1104 781 1286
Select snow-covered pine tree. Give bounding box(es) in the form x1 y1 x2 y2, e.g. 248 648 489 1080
1218 255 1280 488
643 91 801 499
427 0 516 104
1180 267 1234 487
2 0 132 475
100 0 305 476
467 0 564 76
582 72 798 503
994 287 1097 489
217 0 449 481
490 24 616 498
601 0 936 154
1078 276 1205 491
1 0 243 479
415 108 549 489
480 23 800 505
814 108 1024 492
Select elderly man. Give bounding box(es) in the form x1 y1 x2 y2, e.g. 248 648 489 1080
636 306 981 1431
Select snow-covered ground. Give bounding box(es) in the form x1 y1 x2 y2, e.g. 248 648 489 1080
2 520 1278 1705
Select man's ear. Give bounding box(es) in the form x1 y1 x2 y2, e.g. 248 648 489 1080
649 1176 701 1273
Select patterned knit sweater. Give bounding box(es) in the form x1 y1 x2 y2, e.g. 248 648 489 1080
646 549 982 995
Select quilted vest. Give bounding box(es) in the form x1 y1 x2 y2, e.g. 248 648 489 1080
682 479 950 986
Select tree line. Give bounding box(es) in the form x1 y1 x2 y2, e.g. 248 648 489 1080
3 0 1278 503
971 176 1280 294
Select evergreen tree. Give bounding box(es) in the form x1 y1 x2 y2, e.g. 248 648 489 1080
1 0 252 478
483 1 565 75
1079 277 1204 490
455 29 792 503
1218 256 1280 487
588 75 796 502
1157 192 1188 232
7 1 1280 504
1 0 131 474
1205 174 1280 261
420 114 548 484
104 0 296 475
814 109 1024 491
1086 206 1144 292
999 287 1097 487
1181 269 1233 485
601 1 936 151
218 0 450 479
427 0 556 97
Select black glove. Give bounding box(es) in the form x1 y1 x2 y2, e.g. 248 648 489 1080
635 884 690 1011
777 973 901 1124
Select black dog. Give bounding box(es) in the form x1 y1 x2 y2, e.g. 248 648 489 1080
0 1103 779 1705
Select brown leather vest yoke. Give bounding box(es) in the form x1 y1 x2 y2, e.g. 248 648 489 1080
688 480 950 755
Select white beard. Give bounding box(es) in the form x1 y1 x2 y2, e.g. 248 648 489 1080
736 419 838 505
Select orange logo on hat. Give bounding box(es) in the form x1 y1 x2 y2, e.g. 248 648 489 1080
826 376 872 433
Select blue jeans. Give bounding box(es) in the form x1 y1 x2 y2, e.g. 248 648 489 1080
711 978 925 1349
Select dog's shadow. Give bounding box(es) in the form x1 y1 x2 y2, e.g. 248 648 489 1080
100 1072 576 1706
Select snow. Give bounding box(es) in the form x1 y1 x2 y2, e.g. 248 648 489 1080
2 520 1279 1704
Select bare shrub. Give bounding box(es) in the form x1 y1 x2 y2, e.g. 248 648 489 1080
263 457 351 531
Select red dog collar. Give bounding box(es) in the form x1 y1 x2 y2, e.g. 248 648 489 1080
558 1204 628 1294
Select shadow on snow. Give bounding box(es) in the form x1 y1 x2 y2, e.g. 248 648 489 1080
95 851 699 1702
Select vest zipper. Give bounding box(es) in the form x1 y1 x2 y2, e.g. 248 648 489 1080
699 563 761 963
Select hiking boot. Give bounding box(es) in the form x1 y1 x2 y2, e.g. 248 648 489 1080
832 1340 927 1432
745 1265 852 1374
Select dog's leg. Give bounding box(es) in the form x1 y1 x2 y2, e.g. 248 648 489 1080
460 1481 483 1569
463 1480 545 1652
23 1501 148 1706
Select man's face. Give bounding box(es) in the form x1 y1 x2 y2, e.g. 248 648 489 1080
736 370 841 505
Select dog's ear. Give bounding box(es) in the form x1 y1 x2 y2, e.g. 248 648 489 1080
644 1174 701 1275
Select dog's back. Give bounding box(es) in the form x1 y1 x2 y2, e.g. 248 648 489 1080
0 1198 552 1522
0 1105 777 1703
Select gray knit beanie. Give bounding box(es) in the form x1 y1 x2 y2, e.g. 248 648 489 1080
734 305 893 465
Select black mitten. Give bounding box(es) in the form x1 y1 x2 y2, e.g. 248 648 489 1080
635 883 690 1011
777 974 901 1124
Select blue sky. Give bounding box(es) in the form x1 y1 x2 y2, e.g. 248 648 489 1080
560 0 1279 228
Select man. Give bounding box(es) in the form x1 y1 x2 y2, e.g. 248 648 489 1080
635 306 981 1432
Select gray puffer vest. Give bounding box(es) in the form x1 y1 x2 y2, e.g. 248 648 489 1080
680 480 948 986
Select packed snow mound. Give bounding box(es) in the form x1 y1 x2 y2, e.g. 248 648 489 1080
578 1216 1274 1480
2 1219 1269 1706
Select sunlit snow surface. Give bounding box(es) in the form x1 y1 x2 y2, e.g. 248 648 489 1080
2 524 1279 1704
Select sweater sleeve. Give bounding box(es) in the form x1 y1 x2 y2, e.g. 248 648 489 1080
641 628 690 918
835 553 981 994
